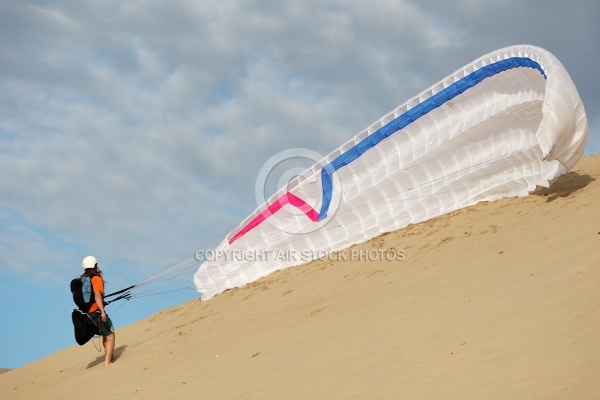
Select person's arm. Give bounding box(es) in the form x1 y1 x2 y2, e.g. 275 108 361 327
91 276 108 321
94 290 107 321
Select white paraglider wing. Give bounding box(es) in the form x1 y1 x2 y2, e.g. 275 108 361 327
194 45 588 300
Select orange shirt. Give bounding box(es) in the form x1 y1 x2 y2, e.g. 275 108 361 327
87 275 104 313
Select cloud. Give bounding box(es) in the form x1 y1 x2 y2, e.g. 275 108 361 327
0 0 598 283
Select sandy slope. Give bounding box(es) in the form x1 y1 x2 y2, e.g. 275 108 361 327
2 154 599 400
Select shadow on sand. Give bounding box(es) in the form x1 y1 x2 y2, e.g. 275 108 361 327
534 172 595 201
86 344 128 369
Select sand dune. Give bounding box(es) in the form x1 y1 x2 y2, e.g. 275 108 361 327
2 154 599 399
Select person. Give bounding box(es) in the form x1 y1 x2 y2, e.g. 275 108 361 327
81 255 116 366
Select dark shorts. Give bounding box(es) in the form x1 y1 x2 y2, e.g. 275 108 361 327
89 312 115 336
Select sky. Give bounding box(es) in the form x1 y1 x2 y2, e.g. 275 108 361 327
1 0 598 369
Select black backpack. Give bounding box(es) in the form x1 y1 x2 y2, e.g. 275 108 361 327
70 276 96 312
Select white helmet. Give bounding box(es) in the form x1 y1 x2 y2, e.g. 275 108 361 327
82 255 98 270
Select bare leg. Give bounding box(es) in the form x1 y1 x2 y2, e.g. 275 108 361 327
103 333 115 366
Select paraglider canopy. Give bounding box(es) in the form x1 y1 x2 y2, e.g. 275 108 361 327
194 44 588 300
